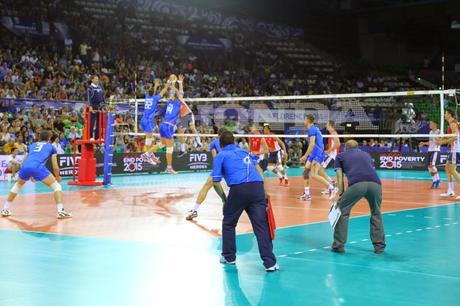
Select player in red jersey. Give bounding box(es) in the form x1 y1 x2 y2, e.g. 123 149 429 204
319 120 340 194
249 124 268 171
263 123 289 186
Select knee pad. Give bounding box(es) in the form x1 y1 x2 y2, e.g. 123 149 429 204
267 165 275 171
145 138 153 146
166 146 174 154
303 168 311 179
50 182 62 192
276 165 284 172
10 182 22 194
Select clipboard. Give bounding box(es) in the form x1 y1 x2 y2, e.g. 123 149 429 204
328 201 342 229
266 195 276 240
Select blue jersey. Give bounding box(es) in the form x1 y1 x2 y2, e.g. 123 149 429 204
87 83 105 109
143 94 161 117
209 139 221 154
163 99 181 125
308 125 324 154
23 142 57 168
211 144 263 186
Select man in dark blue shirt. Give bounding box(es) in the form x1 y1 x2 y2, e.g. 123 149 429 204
332 140 385 254
212 131 278 272
87 75 105 140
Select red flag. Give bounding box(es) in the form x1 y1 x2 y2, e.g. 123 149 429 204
266 195 276 240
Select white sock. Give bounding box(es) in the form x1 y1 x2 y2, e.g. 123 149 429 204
284 174 288 179
4 201 11 210
57 203 64 212
304 187 310 195
448 182 454 193
328 184 334 190
193 203 200 211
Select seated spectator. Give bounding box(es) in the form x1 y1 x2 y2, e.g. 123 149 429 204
15 135 27 154
6 149 23 181
66 126 82 141
3 138 16 154
52 135 65 154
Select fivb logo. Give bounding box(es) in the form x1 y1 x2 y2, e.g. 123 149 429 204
188 153 209 170
59 155 81 175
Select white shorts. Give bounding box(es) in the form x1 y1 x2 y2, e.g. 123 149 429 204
321 151 337 168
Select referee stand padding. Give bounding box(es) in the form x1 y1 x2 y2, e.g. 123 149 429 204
68 109 107 186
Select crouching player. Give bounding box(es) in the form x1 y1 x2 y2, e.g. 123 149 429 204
1 130 72 219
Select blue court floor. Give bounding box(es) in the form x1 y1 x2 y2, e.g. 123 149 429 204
0 170 459 306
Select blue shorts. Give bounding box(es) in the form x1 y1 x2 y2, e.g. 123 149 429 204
159 122 176 140
18 166 51 181
307 151 325 164
140 115 155 133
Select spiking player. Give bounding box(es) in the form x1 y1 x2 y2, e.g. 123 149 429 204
263 123 289 186
1 130 72 219
186 128 227 221
140 78 168 165
299 115 336 201
320 120 340 194
148 74 192 174
176 74 202 156
437 110 460 198
418 120 441 189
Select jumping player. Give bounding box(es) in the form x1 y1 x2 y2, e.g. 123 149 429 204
1 130 72 219
148 75 192 174
437 110 460 198
263 123 289 186
176 74 202 156
140 78 168 165
299 115 335 201
320 120 340 194
418 120 441 189
186 128 228 221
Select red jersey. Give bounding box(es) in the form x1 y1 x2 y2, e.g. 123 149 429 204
250 137 262 153
328 136 340 153
447 119 460 148
265 137 277 151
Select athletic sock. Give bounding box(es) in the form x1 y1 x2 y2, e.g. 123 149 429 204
304 187 310 195
4 201 11 210
328 184 334 190
193 203 200 211
57 203 64 212
284 174 288 179
448 182 454 193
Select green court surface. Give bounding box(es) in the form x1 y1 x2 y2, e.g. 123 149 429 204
0 170 459 306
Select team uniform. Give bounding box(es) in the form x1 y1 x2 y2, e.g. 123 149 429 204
322 136 340 168
140 94 161 133
18 142 57 181
249 137 267 171
265 137 283 165
159 98 182 139
427 129 440 166
307 125 325 164
447 121 460 165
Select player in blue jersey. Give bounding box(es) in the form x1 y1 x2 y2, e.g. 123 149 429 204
147 74 192 174
140 78 169 165
299 115 336 201
186 128 227 221
1 131 72 219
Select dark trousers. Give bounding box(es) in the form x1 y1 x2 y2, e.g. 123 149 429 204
90 111 100 140
333 181 386 251
222 181 276 268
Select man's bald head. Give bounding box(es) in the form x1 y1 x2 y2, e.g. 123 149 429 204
345 140 359 151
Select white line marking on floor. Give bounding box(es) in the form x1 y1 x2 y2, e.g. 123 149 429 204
453 222 459 225
294 252 303 255
350 241 357 244
425 227 432 230
396 232 402 235
323 246 330 249
361 239 369 242
388 214 397 216
424 216 433 219
406 231 413 233
416 229 422 231
444 224 450 226
405 215 414 218
308 249 317 252
279 254 287 258
435 225 441 228
386 234 392 237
